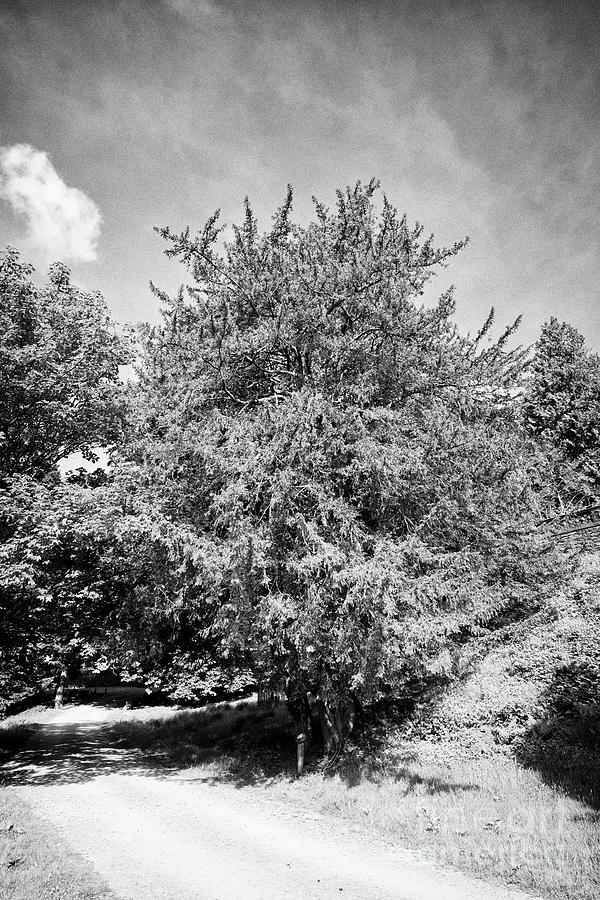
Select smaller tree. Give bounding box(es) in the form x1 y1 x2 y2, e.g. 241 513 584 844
524 317 600 505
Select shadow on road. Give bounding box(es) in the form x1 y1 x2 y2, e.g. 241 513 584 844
1 720 183 787
2 699 480 799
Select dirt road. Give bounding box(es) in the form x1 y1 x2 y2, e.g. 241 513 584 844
2 705 538 900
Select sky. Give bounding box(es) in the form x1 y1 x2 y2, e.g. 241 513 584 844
0 0 599 349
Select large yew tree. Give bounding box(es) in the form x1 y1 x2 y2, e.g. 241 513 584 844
135 181 559 747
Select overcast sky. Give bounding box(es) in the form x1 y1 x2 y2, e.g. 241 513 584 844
1 0 599 348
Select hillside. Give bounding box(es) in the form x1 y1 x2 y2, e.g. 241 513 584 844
393 550 600 808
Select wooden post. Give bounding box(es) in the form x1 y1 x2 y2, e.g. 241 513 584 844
54 667 68 709
296 733 306 776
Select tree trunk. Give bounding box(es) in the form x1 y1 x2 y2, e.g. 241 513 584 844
316 695 356 755
288 689 356 771
54 666 68 709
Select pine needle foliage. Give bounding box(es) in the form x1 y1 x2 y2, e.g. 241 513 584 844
134 182 560 736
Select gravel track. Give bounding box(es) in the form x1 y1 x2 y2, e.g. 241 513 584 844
2 705 540 900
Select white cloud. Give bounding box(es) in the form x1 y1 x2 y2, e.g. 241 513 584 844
0 143 101 262
165 0 229 27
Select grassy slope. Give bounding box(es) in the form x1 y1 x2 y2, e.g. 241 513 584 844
403 550 600 812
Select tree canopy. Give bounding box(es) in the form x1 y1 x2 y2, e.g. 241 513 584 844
0 184 592 751
130 181 563 743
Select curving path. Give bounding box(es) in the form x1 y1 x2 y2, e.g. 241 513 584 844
2 705 539 900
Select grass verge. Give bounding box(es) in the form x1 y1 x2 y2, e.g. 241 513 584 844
111 700 600 900
0 789 115 900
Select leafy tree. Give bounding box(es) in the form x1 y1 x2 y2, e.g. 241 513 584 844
0 248 128 480
0 469 245 705
0 474 119 701
133 180 559 748
0 248 130 704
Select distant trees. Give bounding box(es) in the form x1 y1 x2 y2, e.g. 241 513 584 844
135 180 561 747
524 318 600 507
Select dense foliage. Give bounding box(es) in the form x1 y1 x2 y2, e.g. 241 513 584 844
0 249 127 479
130 181 566 742
524 318 600 463
1 183 597 756
0 249 130 702
0 470 249 703
523 318 600 512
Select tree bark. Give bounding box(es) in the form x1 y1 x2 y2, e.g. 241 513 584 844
296 734 306 776
316 695 355 755
287 687 357 771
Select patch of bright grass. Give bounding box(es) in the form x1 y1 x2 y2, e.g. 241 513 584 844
112 700 600 900
283 755 600 900
0 790 114 900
